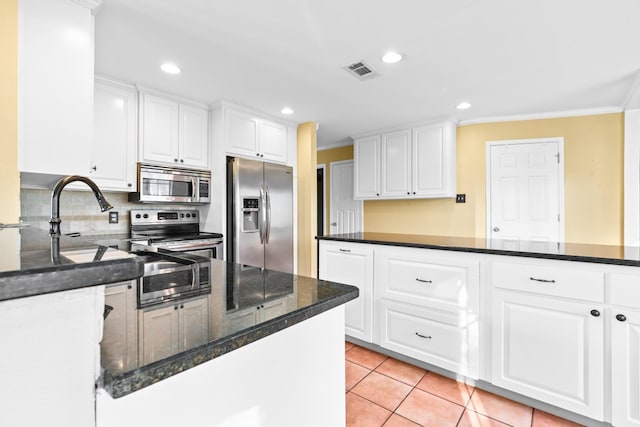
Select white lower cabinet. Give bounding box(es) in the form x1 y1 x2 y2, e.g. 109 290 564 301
139 296 209 365
491 290 604 420
102 281 138 372
318 241 374 342
610 272 640 427
612 308 640 427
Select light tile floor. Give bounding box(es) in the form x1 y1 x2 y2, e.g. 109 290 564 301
345 342 585 427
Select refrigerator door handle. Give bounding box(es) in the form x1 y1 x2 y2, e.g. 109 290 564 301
265 185 272 244
259 184 265 244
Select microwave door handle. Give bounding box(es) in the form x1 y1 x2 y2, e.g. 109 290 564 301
265 185 271 244
259 185 265 244
192 176 197 201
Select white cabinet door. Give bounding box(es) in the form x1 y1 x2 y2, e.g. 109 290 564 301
90 78 137 191
612 308 640 427
381 130 411 197
179 104 209 169
140 304 180 365
353 135 381 199
141 93 180 165
319 241 374 342
492 290 604 420
412 123 455 197
225 109 260 158
260 119 288 163
179 297 209 351
18 0 96 177
102 281 138 372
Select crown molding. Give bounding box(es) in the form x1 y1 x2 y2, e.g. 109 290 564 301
317 140 354 151
71 0 103 14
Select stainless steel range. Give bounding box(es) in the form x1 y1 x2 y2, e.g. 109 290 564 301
130 209 223 259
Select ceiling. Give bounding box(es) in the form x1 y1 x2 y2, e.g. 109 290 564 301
94 0 640 148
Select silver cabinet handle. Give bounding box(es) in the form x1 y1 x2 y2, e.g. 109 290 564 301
330 222 337 226
415 278 432 283
493 227 500 232
415 332 432 339
529 277 556 283
339 248 351 253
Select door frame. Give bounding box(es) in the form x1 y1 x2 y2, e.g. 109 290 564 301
485 137 565 241
330 159 364 234
317 164 327 236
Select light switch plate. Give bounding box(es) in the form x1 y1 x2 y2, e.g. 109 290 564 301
108 211 119 224
456 194 466 203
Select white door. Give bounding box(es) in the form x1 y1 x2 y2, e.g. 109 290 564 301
330 160 363 235
487 139 564 244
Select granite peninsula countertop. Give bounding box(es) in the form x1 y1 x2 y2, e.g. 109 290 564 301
100 259 358 398
0 227 143 301
317 232 640 266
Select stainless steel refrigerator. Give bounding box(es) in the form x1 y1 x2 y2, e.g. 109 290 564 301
226 157 293 273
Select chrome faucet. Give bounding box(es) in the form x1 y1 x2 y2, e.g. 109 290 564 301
49 175 113 236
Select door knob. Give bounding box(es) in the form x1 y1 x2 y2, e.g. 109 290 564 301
330 222 337 226
493 227 500 232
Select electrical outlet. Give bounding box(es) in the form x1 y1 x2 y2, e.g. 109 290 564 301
108 211 119 224
456 194 466 203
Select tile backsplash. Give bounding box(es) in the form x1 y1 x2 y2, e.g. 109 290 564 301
20 189 202 236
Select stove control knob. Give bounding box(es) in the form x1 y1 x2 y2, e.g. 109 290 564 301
186 213 191 218
135 214 141 219
180 213 184 218
143 214 149 219
192 213 197 218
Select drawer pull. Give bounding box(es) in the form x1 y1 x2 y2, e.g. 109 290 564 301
616 314 627 322
529 277 556 283
415 278 433 283
339 248 351 253
415 332 432 339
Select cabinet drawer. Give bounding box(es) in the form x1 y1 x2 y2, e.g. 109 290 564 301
378 301 477 377
383 258 468 307
609 272 640 308
376 247 479 313
490 258 604 302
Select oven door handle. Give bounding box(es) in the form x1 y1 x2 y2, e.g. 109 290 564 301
155 241 222 251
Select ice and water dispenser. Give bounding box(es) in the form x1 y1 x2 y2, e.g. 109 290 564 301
241 197 260 232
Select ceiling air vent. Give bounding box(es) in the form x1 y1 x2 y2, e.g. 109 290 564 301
344 60 379 80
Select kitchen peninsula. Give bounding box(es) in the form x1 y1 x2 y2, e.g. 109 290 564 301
318 232 640 427
0 227 357 427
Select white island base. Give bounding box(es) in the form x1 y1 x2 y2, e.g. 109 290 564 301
97 306 346 427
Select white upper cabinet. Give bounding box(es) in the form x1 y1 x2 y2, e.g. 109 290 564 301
353 135 381 198
18 0 100 178
139 90 209 170
353 120 456 200
88 77 137 191
381 129 412 197
221 104 292 165
412 122 456 197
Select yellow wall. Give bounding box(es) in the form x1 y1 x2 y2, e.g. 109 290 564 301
321 113 624 245
317 145 354 233
297 122 318 278
0 0 20 223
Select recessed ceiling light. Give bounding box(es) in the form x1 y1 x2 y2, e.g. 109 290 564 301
456 101 472 110
281 107 294 115
161 63 181 74
381 51 403 64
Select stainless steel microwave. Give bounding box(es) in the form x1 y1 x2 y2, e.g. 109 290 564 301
128 163 211 204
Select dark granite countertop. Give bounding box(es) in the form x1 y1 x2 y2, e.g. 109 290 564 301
317 232 640 267
0 227 143 301
100 259 358 398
